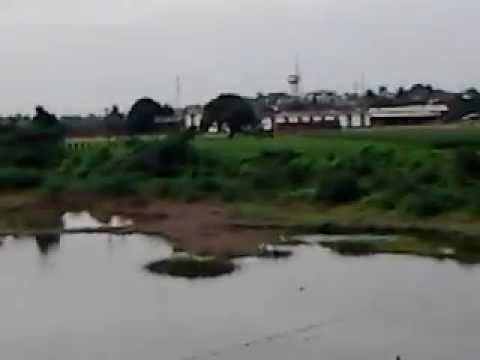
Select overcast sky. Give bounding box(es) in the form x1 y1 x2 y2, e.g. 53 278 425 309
0 0 478 114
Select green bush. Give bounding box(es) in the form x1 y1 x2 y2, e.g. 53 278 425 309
0 168 43 189
242 146 307 190
72 147 113 178
286 157 314 184
316 170 362 203
251 166 278 189
281 188 317 201
196 177 222 193
133 131 196 177
82 173 145 195
42 175 70 194
220 180 253 202
0 127 65 169
400 187 460 217
454 147 480 180
412 163 441 185
259 146 301 163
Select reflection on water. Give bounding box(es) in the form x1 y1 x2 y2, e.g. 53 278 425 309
35 233 60 255
62 212 104 229
0 233 480 360
62 211 133 230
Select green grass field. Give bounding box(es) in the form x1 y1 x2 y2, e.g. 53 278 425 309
67 126 480 162
15 127 478 221
305 127 480 149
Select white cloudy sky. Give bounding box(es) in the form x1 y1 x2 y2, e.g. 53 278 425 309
0 0 478 114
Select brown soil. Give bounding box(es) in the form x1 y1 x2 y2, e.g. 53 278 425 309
95 198 276 256
5 191 480 258
0 192 278 256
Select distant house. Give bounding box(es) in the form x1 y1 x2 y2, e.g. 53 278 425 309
262 109 370 133
183 105 203 129
369 104 449 126
305 90 346 107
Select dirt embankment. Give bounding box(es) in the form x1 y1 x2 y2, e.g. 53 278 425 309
99 199 276 256
3 191 480 257
0 192 276 256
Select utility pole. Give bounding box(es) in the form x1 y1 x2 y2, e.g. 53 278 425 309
175 75 182 109
360 72 366 95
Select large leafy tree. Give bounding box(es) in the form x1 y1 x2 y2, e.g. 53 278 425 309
0 106 64 168
32 106 60 129
126 98 174 134
201 94 259 138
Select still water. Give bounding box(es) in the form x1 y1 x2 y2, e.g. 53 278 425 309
1 231 480 360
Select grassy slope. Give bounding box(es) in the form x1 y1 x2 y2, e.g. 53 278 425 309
4 128 480 262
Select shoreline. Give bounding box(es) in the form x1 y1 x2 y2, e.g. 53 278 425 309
2 191 480 261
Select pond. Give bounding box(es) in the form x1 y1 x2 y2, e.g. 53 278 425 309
1 230 480 359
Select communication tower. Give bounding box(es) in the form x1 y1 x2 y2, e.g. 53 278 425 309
287 57 302 97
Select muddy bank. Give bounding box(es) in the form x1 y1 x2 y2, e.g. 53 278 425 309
2 192 480 259
0 193 276 257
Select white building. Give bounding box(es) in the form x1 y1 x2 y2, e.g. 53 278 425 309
369 104 449 126
183 105 203 129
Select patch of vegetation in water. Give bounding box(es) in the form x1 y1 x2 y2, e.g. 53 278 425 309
144 257 236 278
319 234 480 264
319 240 377 256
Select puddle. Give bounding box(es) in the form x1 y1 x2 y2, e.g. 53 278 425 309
0 232 480 359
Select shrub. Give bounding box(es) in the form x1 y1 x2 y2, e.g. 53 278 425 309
84 173 145 195
244 146 306 190
286 157 314 184
454 147 480 180
42 175 70 194
316 170 362 203
281 188 317 201
133 131 196 177
412 163 441 185
196 177 222 193
0 168 43 189
72 147 113 178
251 166 278 189
259 146 301 163
400 187 460 217
220 180 252 202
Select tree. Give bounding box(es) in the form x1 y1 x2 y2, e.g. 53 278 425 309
201 94 259 138
365 89 376 98
105 105 125 134
32 106 59 128
378 86 388 95
465 88 480 98
162 104 175 117
5 106 65 168
126 98 173 134
396 86 406 98
444 94 480 122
